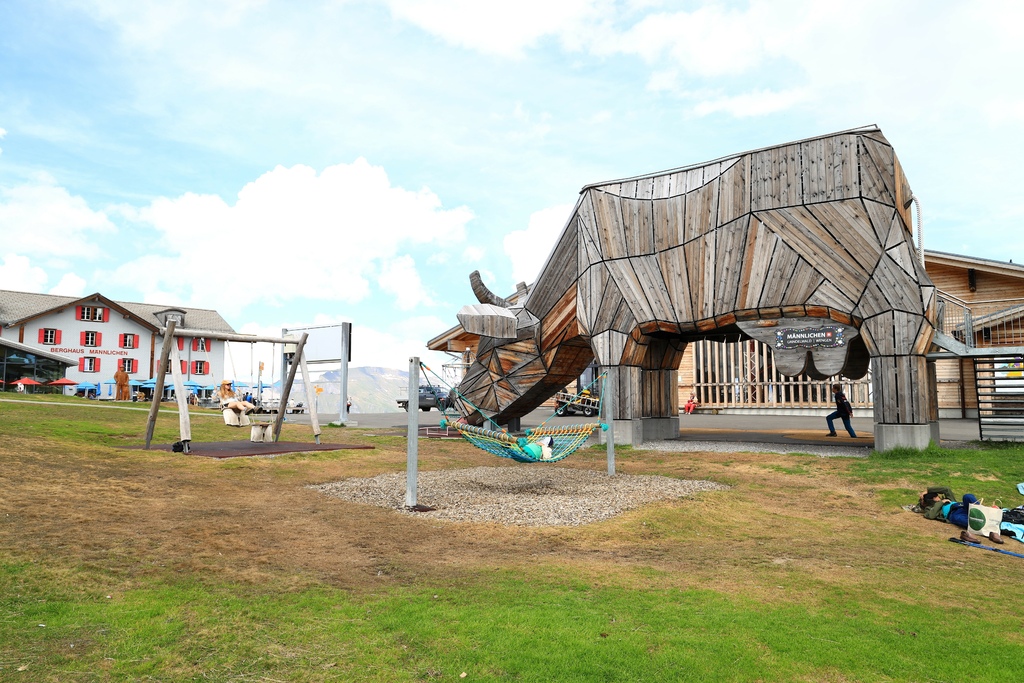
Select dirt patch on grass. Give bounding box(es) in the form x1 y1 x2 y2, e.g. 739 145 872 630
0 411 1011 609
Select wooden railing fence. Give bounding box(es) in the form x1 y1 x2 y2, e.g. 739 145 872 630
686 339 872 410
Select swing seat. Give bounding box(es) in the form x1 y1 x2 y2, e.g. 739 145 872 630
250 422 273 442
223 408 251 427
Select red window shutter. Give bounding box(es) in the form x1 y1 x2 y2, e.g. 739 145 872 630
95 332 102 346
191 338 199 351
177 337 185 351
38 329 45 343
102 308 110 322
54 330 62 345
76 305 83 320
181 360 187 374
118 333 125 347
191 361 198 374
78 357 85 371
206 338 212 352
133 334 140 348
95 358 101 372
80 331 87 345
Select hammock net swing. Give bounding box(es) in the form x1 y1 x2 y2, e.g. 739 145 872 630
420 363 607 463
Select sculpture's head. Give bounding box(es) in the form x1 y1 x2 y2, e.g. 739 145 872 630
451 271 561 425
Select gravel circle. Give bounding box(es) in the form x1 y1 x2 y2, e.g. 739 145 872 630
310 466 727 527
640 440 871 458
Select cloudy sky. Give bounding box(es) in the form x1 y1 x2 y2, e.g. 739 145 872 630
1 0 1022 370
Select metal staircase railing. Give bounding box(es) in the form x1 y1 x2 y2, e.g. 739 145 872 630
974 355 1024 441
935 292 1024 351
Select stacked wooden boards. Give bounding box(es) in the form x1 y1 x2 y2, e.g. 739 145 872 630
453 126 936 435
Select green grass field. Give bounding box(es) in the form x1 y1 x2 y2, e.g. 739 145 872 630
2 395 1023 682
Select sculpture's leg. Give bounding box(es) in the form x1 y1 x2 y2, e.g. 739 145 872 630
927 360 941 444
639 337 686 440
861 313 936 450
593 332 685 444
599 365 643 445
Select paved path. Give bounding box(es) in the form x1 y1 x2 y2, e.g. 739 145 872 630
314 409 983 448
3 397 982 446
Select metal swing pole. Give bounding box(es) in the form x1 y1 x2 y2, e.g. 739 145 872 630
605 370 615 476
405 356 420 507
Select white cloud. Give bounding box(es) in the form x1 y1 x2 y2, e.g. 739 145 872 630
0 126 6 154
608 5 776 77
354 318 451 371
383 0 599 57
0 175 116 260
105 158 473 316
0 254 48 292
378 255 433 311
502 203 575 286
461 245 485 262
229 317 450 374
692 89 808 118
984 97 1024 124
48 273 88 296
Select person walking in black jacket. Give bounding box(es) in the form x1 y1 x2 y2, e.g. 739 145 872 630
826 382 857 437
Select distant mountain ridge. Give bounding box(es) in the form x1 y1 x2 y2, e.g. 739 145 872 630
316 366 410 414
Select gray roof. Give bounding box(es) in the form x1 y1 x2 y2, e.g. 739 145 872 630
0 289 235 333
0 335 77 366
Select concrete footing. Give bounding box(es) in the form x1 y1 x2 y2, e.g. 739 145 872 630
874 423 933 452
597 417 679 445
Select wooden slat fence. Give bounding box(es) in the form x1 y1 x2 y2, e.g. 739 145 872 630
687 338 872 410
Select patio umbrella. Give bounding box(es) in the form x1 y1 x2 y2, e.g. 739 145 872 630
76 382 98 390
129 379 143 387
48 378 78 386
15 377 42 385
183 380 202 389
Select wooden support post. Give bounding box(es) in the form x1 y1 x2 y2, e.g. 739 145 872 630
605 372 615 476
168 338 191 450
405 357 419 507
273 333 309 442
145 319 176 449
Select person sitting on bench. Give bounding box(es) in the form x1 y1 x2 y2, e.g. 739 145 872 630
216 380 255 414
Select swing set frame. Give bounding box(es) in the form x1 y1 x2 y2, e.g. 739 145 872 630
143 320 322 453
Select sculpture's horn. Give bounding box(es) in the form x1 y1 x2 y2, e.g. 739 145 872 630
515 281 529 303
469 270 509 307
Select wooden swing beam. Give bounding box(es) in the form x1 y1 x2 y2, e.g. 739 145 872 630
143 322 322 451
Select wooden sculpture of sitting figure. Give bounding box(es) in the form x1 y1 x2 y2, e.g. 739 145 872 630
217 380 255 413
114 368 131 401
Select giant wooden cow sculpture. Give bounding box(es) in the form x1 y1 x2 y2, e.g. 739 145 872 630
454 126 936 450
